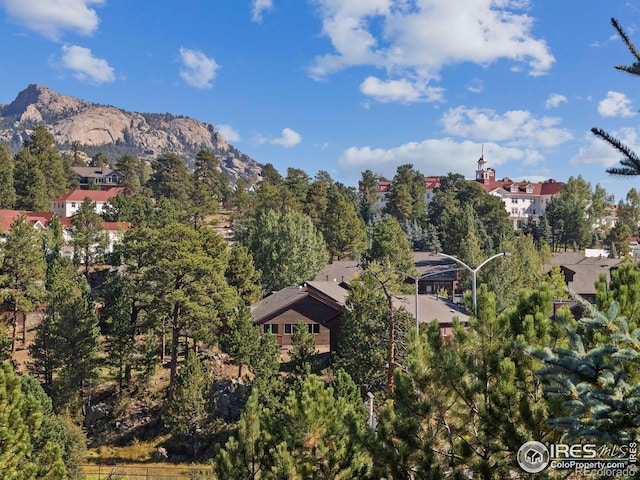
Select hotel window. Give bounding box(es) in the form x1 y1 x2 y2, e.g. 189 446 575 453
263 324 278 334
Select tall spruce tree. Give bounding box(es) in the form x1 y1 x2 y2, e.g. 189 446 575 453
592 18 640 177
523 300 640 443
0 142 16 209
0 214 47 353
71 197 107 276
163 350 213 458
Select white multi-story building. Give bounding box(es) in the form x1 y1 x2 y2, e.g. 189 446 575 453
474 156 564 228
369 156 565 229
50 187 124 218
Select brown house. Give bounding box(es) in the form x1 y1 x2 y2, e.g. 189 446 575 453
549 252 622 303
251 281 349 352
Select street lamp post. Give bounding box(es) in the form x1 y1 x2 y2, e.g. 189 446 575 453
361 262 439 333
436 252 511 315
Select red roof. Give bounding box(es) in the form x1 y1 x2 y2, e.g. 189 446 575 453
0 210 55 231
59 217 131 231
478 179 564 196
51 187 124 203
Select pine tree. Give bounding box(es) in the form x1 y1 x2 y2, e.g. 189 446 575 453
290 321 316 375
214 389 272 480
0 214 47 353
0 362 38 478
592 18 640 176
30 257 100 412
0 142 16 209
333 282 394 394
524 300 640 443
225 245 263 305
71 197 107 276
219 302 261 378
13 149 50 211
275 374 369 479
321 190 367 260
163 350 213 458
21 125 68 200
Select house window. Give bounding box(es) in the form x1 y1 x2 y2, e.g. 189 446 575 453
71 202 76 208
511 208 518 215
284 324 292 335
511 198 518 204
263 324 279 334
308 323 320 335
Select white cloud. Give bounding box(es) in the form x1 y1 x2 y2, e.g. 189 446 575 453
441 106 573 148
598 91 636 117
179 47 219 89
1 0 103 41
545 93 567 109
309 0 555 103
59 44 114 83
270 128 302 147
217 124 240 142
466 78 484 94
338 138 537 179
359 76 444 103
251 0 273 23
570 128 640 167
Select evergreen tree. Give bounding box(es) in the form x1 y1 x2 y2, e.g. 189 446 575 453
115 153 144 196
0 142 16 209
334 282 389 393
385 164 427 223
147 153 191 203
19 375 69 479
249 332 283 410
0 363 41 478
275 374 369 478
146 224 238 391
13 149 49 211
524 301 640 443
70 197 107 275
365 215 415 274
290 321 316 375
592 18 640 177
321 190 367 260
0 214 47 353
163 350 213 458
219 302 261 378
21 125 68 200
358 169 382 223
30 257 100 412
51 278 101 412
214 389 273 480
225 244 263 305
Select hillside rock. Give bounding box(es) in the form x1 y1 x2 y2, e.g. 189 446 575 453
0 84 262 182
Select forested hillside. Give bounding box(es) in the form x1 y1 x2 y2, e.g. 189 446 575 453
1 125 640 479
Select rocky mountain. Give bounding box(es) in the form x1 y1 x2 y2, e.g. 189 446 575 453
0 84 262 182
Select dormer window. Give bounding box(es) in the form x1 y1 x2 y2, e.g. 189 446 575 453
526 184 533 193
510 184 518 193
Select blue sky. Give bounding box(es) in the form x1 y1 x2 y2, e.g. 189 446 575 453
1 1 640 201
